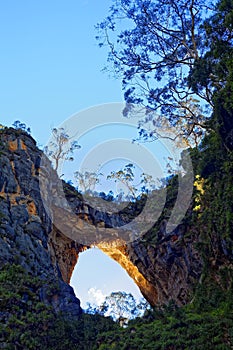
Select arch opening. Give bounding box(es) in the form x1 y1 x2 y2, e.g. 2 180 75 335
70 247 145 309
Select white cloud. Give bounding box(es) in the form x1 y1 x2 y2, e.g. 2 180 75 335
88 287 106 306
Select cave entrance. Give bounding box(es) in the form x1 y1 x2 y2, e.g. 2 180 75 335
70 247 144 309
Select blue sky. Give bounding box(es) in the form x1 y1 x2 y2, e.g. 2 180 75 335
0 0 148 306
71 248 143 308
0 0 122 145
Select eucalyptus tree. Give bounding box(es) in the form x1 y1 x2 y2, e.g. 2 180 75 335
96 0 218 145
44 127 81 173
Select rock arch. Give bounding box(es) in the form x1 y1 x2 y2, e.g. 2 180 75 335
0 129 203 311
46 176 202 307
49 225 158 306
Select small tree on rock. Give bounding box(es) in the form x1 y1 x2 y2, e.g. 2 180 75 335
44 127 81 173
12 120 31 134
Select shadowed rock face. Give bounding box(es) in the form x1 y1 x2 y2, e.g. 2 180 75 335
0 128 203 310
0 129 81 317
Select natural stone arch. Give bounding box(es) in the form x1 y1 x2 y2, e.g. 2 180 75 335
40 169 202 307
0 128 203 315
37 141 203 307
49 226 158 306
48 203 202 308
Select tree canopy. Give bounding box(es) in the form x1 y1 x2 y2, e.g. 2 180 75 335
96 0 233 145
188 0 233 150
86 291 150 323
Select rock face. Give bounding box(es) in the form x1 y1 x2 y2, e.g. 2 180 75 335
0 128 203 310
0 128 82 317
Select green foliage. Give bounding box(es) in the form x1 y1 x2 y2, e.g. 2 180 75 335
190 140 233 262
94 293 233 349
0 264 54 349
0 263 118 350
3 261 231 349
189 0 233 97
82 313 118 349
188 0 233 150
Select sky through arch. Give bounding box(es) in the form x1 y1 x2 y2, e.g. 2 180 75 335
70 247 144 309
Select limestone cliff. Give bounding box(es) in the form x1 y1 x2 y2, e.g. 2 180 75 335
0 127 203 310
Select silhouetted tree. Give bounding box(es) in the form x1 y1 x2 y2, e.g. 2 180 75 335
12 120 31 134
96 0 218 144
